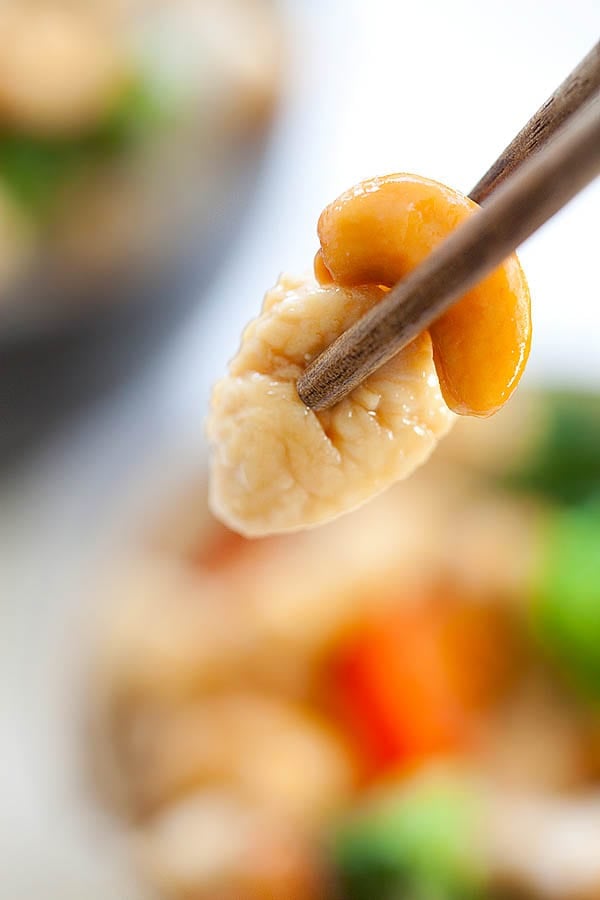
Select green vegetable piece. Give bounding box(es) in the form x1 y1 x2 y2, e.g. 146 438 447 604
0 74 173 219
332 769 487 900
94 74 175 147
533 499 600 696
505 391 600 504
0 135 80 216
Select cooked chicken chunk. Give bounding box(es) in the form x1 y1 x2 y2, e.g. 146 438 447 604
0 4 129 136
135 791 323 900
207 274 454 536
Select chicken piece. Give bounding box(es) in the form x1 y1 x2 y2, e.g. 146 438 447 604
488 791 600 899
477 673 595 794
438 392 546 475
437 491 543 600
92 558 251 701
118 693 355 823
0 3 130 136
135 791 325 900
207 273 454 536
187 0 282 128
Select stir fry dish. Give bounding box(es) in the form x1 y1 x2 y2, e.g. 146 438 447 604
0 0 280 298
93 388 600 900
208 174 532 535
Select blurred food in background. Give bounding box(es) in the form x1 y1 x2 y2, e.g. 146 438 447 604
0 0 282 467
0 0 281 306
90 387 600 900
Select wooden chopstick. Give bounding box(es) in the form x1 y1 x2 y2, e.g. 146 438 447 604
297 44 600 411
470 40 600 203
297 97 600 411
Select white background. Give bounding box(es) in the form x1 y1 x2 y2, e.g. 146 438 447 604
1 1 599 897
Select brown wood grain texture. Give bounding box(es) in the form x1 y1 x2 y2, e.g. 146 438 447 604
470 40 600 202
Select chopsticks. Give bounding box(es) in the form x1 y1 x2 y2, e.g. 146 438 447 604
297 41 600 411
470 40 600 203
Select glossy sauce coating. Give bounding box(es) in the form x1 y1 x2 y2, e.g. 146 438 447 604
316 174 531 417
